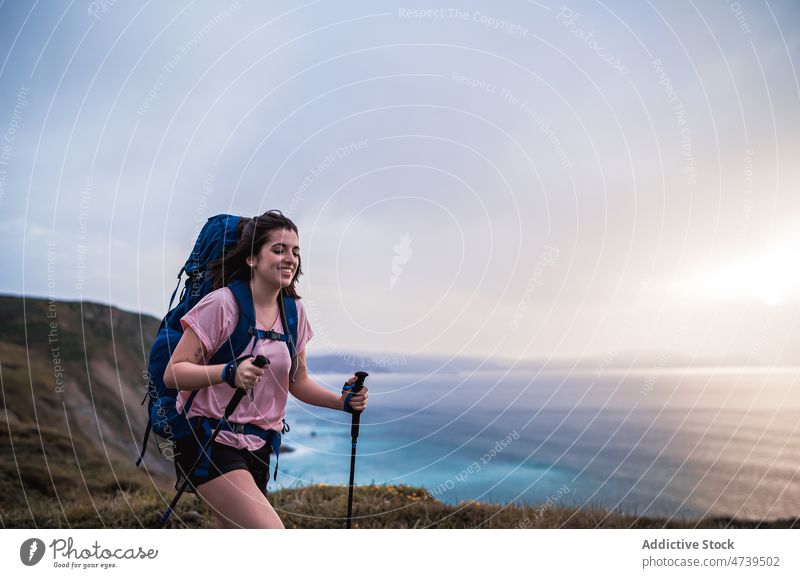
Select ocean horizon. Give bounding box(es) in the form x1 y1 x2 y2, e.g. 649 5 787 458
276 367 800 522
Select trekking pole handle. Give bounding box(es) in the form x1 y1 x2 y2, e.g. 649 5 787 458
345 371 369 414
223 355 268 417
350 371 369 396
349 371 368 440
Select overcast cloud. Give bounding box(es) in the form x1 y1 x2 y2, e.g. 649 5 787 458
1 0 798 365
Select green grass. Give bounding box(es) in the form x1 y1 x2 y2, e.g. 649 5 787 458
3 474 797 529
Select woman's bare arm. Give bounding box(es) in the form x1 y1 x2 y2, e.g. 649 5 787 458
287 350 341 409
163 326 227 391
289 350 368 411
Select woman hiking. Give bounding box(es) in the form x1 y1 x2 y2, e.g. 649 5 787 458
163 210 368 528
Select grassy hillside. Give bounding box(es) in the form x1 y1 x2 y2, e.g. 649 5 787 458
4 474 796 529
0 293 173 513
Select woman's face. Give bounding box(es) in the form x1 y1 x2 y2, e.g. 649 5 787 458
248 228 300 289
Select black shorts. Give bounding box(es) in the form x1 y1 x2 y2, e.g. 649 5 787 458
174 434 272 495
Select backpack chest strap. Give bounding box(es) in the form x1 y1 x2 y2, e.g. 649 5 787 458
253 328 287 342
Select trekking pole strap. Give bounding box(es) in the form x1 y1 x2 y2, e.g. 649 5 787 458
342 382 363 414
221 354 254 389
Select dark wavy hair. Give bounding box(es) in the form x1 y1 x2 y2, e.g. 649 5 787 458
208 210 303 299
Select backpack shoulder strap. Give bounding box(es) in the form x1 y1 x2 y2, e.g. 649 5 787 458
278 291 299 382
208 279 257 365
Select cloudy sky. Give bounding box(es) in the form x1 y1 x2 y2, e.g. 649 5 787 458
0 0 798 365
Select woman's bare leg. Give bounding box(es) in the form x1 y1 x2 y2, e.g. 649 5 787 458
196 469 284 529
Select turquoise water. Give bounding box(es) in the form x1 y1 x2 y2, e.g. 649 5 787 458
275 369 800 521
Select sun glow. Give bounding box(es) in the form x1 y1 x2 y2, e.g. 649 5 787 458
682 239 800 306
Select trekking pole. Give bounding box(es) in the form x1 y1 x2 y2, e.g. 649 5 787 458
345 371 369 529
157 354 269 528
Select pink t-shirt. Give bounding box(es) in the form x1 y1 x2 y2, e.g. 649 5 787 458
176 287 313 450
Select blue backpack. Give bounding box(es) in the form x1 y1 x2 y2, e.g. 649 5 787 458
136 214 297 481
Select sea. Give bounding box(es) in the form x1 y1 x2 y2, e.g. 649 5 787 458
276 367 800 522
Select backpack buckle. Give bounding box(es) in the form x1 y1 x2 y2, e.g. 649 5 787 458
263 329 286 341
228 422 246 434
